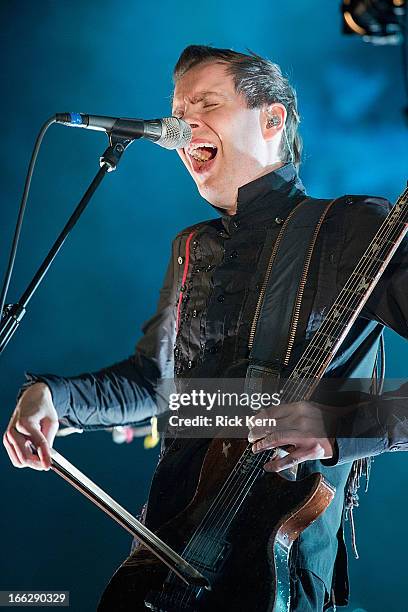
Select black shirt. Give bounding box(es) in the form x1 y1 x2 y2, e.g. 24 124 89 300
25 163 408 601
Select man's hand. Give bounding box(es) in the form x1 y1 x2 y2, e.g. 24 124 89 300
3 383 59 471
247 400 336 472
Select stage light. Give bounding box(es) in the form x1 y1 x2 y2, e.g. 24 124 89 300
341 0 405 45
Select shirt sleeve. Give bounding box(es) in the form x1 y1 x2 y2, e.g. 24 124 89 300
19 243 178 431
322 195 408 465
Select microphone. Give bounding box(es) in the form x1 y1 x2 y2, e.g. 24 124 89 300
55 113 192 150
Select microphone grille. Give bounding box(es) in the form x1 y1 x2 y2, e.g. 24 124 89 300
157 117 192 150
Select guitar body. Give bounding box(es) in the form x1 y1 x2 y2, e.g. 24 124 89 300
99 438 334 612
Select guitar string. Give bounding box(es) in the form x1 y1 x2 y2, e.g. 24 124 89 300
272 201 408 408
173 210 408 609
174 450 267 607
172 198 408 605
164 199 314 607
180 204 408 557
175 209 408 608
179 454 266 607
183 446 265 558
279 207 408 402
288 193 407 370
177 205 408 584
180 389 300 576
172 197 316 607
176 203 408 602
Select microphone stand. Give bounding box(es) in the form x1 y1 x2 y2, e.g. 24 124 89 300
0 132 133 356
2 129 209 587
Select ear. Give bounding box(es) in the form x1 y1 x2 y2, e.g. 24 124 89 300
261 103 287 142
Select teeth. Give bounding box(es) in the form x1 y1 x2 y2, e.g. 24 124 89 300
192 151 212 162
187 142 217 155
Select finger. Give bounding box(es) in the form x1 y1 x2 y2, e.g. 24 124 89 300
247 419 293 443
23 452 47 471
3 433 24 468
247 408 295 442
7 427 46 470
20 438 46 471
6 428 30 465
41 418 59 448
248 426 278 444
264 447 315 473
16 422 51 470
251 433 303 453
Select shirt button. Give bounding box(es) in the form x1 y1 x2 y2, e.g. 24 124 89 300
217 295 225 303
177 256 184 265
188 360 193 368
230 250 238 259
275 217 284 225
192 309 198 317
233 220 240 229
192 240 198 247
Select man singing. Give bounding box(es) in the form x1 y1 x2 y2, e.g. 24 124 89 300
4 46 408 611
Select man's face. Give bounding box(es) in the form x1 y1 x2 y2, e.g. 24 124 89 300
172 62 276 212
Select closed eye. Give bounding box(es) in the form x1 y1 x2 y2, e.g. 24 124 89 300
172 102 218 117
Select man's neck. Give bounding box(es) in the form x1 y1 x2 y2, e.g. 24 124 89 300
221 161 285 216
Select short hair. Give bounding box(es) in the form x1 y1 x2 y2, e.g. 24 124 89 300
173 45 302 168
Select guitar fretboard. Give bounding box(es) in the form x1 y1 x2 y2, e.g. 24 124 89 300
285 187 408 402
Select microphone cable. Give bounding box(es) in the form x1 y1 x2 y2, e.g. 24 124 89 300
0 116 56 319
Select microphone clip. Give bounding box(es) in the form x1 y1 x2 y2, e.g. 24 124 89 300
100 133 134 172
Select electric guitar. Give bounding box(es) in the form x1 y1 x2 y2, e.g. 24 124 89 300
141 187 408 612
48 186 408 611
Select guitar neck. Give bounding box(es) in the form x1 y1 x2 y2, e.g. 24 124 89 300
284 187 408 402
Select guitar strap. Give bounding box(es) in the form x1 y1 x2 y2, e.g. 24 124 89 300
245 196 338 390
245 193 383 574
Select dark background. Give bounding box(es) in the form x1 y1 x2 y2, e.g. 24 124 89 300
0 1 407 611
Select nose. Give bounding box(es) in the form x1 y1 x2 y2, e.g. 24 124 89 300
186 119 200 129
182 104 204 130
183 114 203 130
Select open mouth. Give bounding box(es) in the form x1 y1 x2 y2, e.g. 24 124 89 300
186 142 218 173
